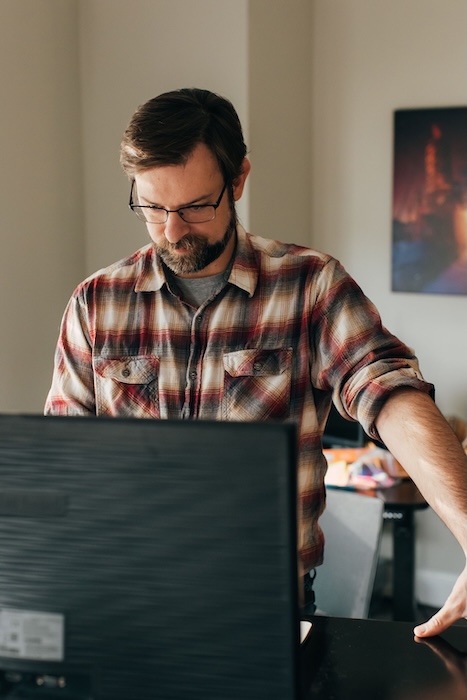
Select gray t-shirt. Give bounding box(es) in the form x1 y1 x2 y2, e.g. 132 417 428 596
170 270 229 308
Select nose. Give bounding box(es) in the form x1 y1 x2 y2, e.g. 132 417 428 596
163 211 191 244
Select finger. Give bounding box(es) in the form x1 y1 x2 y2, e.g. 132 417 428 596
413 607 458 638
414 567 467 638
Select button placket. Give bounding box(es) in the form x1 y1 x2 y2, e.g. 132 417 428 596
184 311 205 418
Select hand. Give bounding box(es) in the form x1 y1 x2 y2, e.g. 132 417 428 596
413 564 467 637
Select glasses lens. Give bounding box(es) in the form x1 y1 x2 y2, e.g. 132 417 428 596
179 206 216 223
132 206 167 224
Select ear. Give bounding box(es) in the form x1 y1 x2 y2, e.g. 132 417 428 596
232 158 251 201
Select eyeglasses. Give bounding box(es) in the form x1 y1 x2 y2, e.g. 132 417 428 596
129 181 227 224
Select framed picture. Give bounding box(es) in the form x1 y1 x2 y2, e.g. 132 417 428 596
392 106 467 295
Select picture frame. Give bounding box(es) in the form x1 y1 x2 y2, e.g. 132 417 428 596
392 106 467 295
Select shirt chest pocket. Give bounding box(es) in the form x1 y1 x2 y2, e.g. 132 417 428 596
93 356 160 418
222 348 293 422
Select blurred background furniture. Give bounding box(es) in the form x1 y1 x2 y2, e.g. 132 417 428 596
376 480 429 621
313 488 384 619
322 407 432 621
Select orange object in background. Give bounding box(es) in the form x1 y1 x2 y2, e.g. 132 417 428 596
323 444 407 489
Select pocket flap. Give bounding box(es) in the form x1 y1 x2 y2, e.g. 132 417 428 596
223 348 292 377
94 356 159 384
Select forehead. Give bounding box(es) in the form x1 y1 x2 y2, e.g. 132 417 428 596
134 143 222 203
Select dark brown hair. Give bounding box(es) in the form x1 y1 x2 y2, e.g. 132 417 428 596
120 88 247 183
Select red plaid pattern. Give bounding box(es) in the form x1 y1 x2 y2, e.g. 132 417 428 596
45 227 433 571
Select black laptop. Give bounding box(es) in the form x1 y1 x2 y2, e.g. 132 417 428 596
0 415 300 700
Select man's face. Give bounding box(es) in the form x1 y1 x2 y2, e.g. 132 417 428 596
133 143 249 278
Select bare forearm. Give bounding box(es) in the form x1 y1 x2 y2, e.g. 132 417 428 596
375 388 467 552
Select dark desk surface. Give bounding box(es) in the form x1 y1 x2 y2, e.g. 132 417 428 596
353 476 428 509
376 477 428 510
301 616 467 699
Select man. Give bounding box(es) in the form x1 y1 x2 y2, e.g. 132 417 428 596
45 88 467 635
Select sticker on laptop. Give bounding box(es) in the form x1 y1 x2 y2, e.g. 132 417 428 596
0 608 64 661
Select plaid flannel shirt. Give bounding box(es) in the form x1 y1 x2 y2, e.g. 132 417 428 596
45 226 433 571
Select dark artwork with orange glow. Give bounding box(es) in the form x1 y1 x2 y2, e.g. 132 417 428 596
392 107 467 294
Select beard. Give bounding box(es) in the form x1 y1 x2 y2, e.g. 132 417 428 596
155 211 237 276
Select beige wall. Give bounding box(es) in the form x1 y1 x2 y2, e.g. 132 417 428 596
248 0 312 246
310 0 467 419
1 0 466 604
309 0 467 599
0 0 84 411
78 0 250 274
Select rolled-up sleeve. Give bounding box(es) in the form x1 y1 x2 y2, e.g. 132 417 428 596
309 257 434 440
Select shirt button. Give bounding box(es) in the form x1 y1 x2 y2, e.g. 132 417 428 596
190 371 197 380
122 368 131 378
253 362 263 373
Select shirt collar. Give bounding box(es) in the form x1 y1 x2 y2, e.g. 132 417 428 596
227 225 258 297
134 244 168 293
133 225 259 297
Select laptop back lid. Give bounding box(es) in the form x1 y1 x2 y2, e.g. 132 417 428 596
0 415 299 700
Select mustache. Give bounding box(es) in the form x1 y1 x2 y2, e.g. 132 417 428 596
169 235 205 252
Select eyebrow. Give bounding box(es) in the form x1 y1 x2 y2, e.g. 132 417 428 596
138 189 217 208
